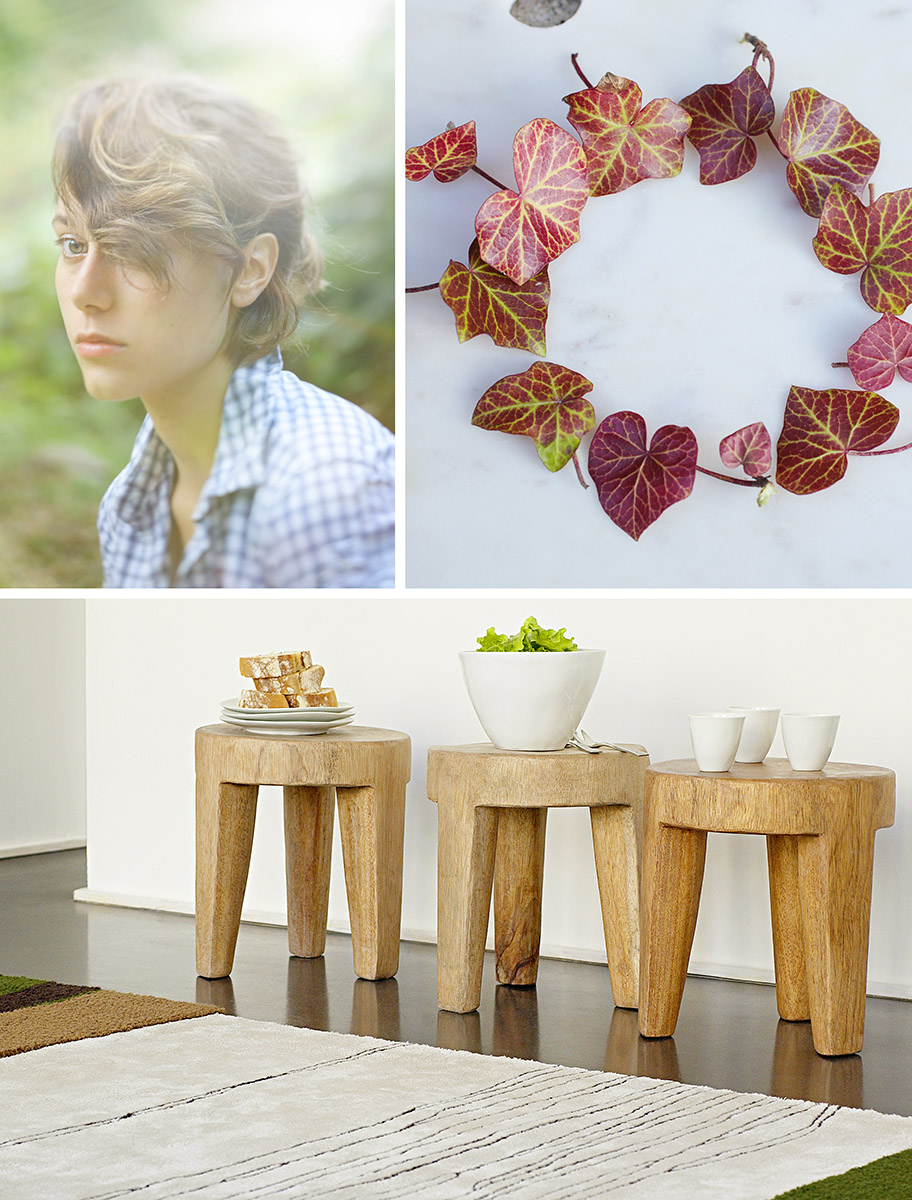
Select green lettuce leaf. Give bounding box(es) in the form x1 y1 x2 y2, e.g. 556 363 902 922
476 616 577 652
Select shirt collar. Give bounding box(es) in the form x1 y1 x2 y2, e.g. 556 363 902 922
111 349 282 530
203 349 280 501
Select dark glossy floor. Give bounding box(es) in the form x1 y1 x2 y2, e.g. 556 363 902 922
4 850 911 1116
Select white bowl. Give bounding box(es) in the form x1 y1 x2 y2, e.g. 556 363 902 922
458 648 605 751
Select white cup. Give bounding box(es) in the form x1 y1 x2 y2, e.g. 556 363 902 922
689 712 745 772
781 713 840 771
728 706 780 763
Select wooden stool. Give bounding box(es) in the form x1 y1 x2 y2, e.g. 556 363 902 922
195 724 410 981
638 759 895 1057
427 743 647 1014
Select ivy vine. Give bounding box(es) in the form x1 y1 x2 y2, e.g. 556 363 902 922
406 35 912 540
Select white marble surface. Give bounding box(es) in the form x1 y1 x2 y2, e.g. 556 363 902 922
405 0 912 587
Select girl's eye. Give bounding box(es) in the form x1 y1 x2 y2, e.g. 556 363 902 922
56 236 87 259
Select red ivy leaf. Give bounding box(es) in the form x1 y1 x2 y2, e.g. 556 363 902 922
405 121 477 183
587 412 698 540
813 184 912 315
847 314 912 389
719 422 772 477
679 67 774 185
776 88 880 218
474 118 589 285
439 240 550 355
472 361 595 472
564 74 691 196
775 385 899 495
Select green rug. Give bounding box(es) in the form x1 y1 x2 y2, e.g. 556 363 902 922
772 1146 912 1197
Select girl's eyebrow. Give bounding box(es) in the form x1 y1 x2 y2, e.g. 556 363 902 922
51 211 69 230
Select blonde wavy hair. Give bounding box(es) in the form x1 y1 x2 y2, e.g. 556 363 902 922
52 76 323 364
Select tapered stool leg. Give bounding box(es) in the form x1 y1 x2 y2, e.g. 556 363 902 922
283 785 335 958
494 808 547 986
638 822 707 1037
337 783 406 981
196 780 259 978
437 801 498 1013
798 826 877 1056
767 834 810 1021
591 804 640 1009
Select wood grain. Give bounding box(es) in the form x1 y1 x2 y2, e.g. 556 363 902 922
283 785 334 959
799 823 877 1056
638 822 707 1038
638 758 895 1056
767 834 809 1021
591 804 640 1009
195 725 410 982
436 799 499 1014
428 743 647 1014
196 781 258 979
337 782 406 980
494 808 547 986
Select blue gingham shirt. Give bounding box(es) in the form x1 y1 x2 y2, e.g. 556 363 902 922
98 352 394 588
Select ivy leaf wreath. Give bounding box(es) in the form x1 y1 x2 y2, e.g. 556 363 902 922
406 35 912 540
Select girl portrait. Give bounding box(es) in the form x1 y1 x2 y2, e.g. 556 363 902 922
0 0 394 587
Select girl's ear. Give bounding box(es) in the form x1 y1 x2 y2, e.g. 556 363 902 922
230 233 279 308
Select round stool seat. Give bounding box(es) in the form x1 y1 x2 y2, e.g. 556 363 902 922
427 742 644 808
196 723 410 783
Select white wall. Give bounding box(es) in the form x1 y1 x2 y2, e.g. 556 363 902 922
83 595 912 997
0 598 86 856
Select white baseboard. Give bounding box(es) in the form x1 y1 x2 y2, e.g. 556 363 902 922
0 839 86 860
73 888 196 917
73 887 427 942
71 888 912 1004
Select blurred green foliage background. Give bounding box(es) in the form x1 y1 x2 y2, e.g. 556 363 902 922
0 0 394 587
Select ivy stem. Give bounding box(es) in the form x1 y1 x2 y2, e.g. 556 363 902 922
743 34 783 159
405 283 439 293
743 32 775 92
832 361 849 368
851 440 912 457
696 465 767 488
570 53 594 89
472 164 509 191
572 450 589 490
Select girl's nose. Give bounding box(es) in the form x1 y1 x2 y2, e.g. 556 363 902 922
70 245 115 313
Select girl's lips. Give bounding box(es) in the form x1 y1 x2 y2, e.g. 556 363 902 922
76 340 126 358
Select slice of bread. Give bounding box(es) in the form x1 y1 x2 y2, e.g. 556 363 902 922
253 665 325 695
237 690 290 709
236 688 338 710
239 651 312 679
298 687 338 708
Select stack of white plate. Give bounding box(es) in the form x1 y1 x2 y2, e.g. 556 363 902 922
219 698 355 736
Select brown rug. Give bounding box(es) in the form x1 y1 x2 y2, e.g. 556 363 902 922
0 973 220 1057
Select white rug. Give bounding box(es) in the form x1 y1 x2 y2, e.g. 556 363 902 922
2 1014 912 1199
